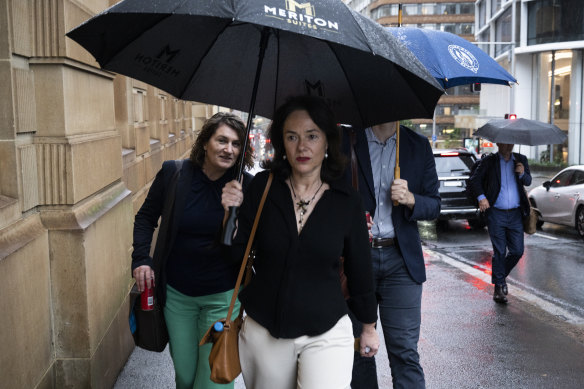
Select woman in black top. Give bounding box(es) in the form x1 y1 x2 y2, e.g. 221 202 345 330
132 112 252 389
222 96 379 389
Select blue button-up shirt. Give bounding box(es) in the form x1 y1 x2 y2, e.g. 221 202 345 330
366 127 397 239
477 154 523 209
494 153 521 210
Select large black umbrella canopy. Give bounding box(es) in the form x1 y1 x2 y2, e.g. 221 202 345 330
67 0 443 128
474 118 567 146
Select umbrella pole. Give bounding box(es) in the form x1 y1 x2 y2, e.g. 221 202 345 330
222 28 270 245
393 121 400 206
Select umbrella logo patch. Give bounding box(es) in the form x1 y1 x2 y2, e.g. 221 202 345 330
448 45 479 74
134 45 181 78
264 1 339 31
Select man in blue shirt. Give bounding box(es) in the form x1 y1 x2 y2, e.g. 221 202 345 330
343 122 441 389
469 143 532 303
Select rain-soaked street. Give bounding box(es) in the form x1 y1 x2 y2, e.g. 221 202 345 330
116 172 584 388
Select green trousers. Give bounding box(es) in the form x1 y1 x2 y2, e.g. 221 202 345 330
164 285 241 389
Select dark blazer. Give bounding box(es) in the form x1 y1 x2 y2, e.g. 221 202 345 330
229 171 378 338
342 126 441 284
468 152 532 218
132 159 251 306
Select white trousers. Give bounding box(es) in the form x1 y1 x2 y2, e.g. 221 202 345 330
239 315 354 389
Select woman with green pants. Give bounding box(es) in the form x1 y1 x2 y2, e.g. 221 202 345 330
132 113 253 389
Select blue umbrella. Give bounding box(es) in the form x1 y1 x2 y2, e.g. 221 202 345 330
386 27 517 89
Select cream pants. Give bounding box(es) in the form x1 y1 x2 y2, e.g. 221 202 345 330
239 315 354 389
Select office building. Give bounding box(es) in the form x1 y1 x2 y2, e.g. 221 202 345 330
476 0 583 164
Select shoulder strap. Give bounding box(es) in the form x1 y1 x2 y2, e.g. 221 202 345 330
226 173 274 323
153 160 183 270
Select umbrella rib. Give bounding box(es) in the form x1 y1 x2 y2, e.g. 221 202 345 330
273 30 281 119
326 42 366 126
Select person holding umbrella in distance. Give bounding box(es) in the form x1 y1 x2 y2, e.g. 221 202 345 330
468 142 532 303
221 95 379 389
342 120 441 389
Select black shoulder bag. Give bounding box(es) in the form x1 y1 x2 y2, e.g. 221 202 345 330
130 160 183 352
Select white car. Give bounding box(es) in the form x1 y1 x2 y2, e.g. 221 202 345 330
528 165 584 238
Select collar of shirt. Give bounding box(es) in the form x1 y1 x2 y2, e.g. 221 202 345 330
365 127 397 146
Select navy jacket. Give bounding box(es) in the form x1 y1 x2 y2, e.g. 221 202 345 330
342 126 441 284
468 152 532 218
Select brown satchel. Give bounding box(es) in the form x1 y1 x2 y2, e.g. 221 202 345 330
522 188 538 235
199 173 273 384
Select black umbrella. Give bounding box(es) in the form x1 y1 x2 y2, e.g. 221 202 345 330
474 118 567 146
67 0 442 150
67 0 443 243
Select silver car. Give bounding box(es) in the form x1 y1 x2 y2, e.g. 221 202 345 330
528 165 584 238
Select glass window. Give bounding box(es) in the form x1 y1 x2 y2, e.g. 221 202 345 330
478 1 487 28
459 3 474 15
459 23 475 35
435 155 475 175
420 4 435 15
551 171 573 187
491 0 502 16
527 0 584 45
421 24 437 30
403 4 418 16
495 7 512 56
571 170 584 186
441 24 456 34
442 4 456 15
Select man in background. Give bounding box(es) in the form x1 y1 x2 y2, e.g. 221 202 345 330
469 143 531 303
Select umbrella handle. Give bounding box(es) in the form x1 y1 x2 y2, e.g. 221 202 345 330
393 166 400 206
222 28 270 246
393 122 400 206
222 206 239 246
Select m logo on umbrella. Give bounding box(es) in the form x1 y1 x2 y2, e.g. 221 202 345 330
265 1 339 31
285 0 314 16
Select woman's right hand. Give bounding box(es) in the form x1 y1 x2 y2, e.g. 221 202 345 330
133 265 154 293
221 180 244 211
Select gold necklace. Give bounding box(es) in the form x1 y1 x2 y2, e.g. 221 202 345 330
289 177 324 230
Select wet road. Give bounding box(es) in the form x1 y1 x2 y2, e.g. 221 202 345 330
421 218 584 322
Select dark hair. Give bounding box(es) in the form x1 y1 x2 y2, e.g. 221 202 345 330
190 112 254 170
267 95 346 182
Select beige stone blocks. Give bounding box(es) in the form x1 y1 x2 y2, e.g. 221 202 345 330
31 61 116 137
0 215 51 389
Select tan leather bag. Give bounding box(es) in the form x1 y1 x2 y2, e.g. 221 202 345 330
199 173 273 384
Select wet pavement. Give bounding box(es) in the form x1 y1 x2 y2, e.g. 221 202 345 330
114 245 584 388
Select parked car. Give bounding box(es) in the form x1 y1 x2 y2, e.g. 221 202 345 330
433 148 486 229
528 165 584 238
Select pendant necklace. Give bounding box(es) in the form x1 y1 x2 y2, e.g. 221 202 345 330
289 177 324 231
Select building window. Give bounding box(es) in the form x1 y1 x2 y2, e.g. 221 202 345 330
370 4 398 20
527 0 584 45
535 51 572 163
491 0 502 16
133 88 146 124
441 24 456 34
459 23 474 35
494 7 512 57
478 1 487 29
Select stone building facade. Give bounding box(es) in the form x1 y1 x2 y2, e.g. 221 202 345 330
0 1 215 387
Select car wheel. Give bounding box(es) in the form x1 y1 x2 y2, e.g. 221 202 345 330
468 218 486 229
576 206 584 239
